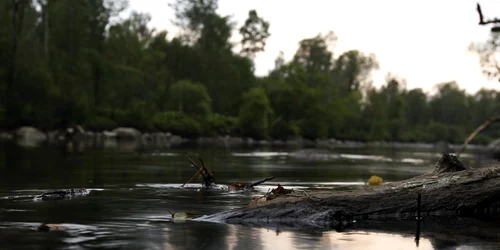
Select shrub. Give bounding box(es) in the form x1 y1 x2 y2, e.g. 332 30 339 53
168 80 212 116
205 113 238 136
269 119 301 140
153 111 202 138
86 116 118 131
238 88 272 139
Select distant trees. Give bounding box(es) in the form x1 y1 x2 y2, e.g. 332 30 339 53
0 0 499 144
240 10 270 58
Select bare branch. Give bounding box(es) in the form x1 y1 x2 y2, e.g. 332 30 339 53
477 3 500 25
457 115 500 157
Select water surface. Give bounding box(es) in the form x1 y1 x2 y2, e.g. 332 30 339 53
0 142 499 249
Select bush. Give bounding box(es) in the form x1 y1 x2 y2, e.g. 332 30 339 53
168 80 212 116
97 101 155 131
125 99 155 131
85 115 118 131
269 119 301 140
205 113 238 136
299 118 328 140
238 88 272 139
153 111 202 138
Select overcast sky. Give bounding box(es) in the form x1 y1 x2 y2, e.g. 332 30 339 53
127 0 500 93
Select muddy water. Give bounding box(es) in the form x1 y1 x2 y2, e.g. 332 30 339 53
0 142 499 249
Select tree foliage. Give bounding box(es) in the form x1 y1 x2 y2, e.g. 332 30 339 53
0 0 497 144
240 10 270 58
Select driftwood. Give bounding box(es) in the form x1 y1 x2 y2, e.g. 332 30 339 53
184 156 215 188
229 176 276 191
247 176 275 188
196 154 500 228
433 153 467 173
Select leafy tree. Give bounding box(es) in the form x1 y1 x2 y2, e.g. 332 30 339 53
429 82 469 126
238 88 272 139
239 10 270 58
167 80 212 116
293 32 336 75
1 0 498 145
331 50 379 94
170 0 219 44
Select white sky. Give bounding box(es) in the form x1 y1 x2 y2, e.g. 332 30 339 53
127 0 500 94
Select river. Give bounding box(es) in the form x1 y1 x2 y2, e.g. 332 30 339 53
0 142 499 249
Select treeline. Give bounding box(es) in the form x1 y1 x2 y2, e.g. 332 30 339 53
0 0 499 144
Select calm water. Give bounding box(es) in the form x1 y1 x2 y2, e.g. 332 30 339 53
0 142 499 250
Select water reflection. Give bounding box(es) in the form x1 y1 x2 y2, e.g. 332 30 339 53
162 223 436 250
1 142 499 249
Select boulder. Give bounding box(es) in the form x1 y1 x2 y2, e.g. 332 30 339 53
14 127 47 146
102 130 117 139
0 132 13 140
112 127 141 140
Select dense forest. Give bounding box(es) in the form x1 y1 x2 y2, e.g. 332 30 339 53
1 0 500 144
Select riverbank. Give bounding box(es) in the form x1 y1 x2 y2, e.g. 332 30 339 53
0 126 492 152
0 126 491 153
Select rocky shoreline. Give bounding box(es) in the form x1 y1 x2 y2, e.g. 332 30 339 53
0 126 492 152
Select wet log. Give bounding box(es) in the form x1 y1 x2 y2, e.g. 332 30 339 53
433 153 467 174
196 154 500 228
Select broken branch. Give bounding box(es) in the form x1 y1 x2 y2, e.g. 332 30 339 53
457 115 500 157
247 176 275 188
477 3 500 25
186 155 202 170
181 167 203 187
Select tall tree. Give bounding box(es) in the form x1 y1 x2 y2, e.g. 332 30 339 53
170 0 218 44
4 0 29 128
239 10 270 58
331 50 379 94
293 32 336 75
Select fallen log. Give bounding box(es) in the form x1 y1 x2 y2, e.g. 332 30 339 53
196 154 500 228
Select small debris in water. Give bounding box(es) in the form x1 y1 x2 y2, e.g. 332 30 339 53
368 176 384 186
37 223 68 232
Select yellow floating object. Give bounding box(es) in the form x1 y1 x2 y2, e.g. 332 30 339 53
368 175 384 186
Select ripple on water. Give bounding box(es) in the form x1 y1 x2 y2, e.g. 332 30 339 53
290 152 427 165
2 209 34 212
151 152 178 157
135 183 227 190
231 152 289 157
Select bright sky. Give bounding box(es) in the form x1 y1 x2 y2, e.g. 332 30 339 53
127 0 500 94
